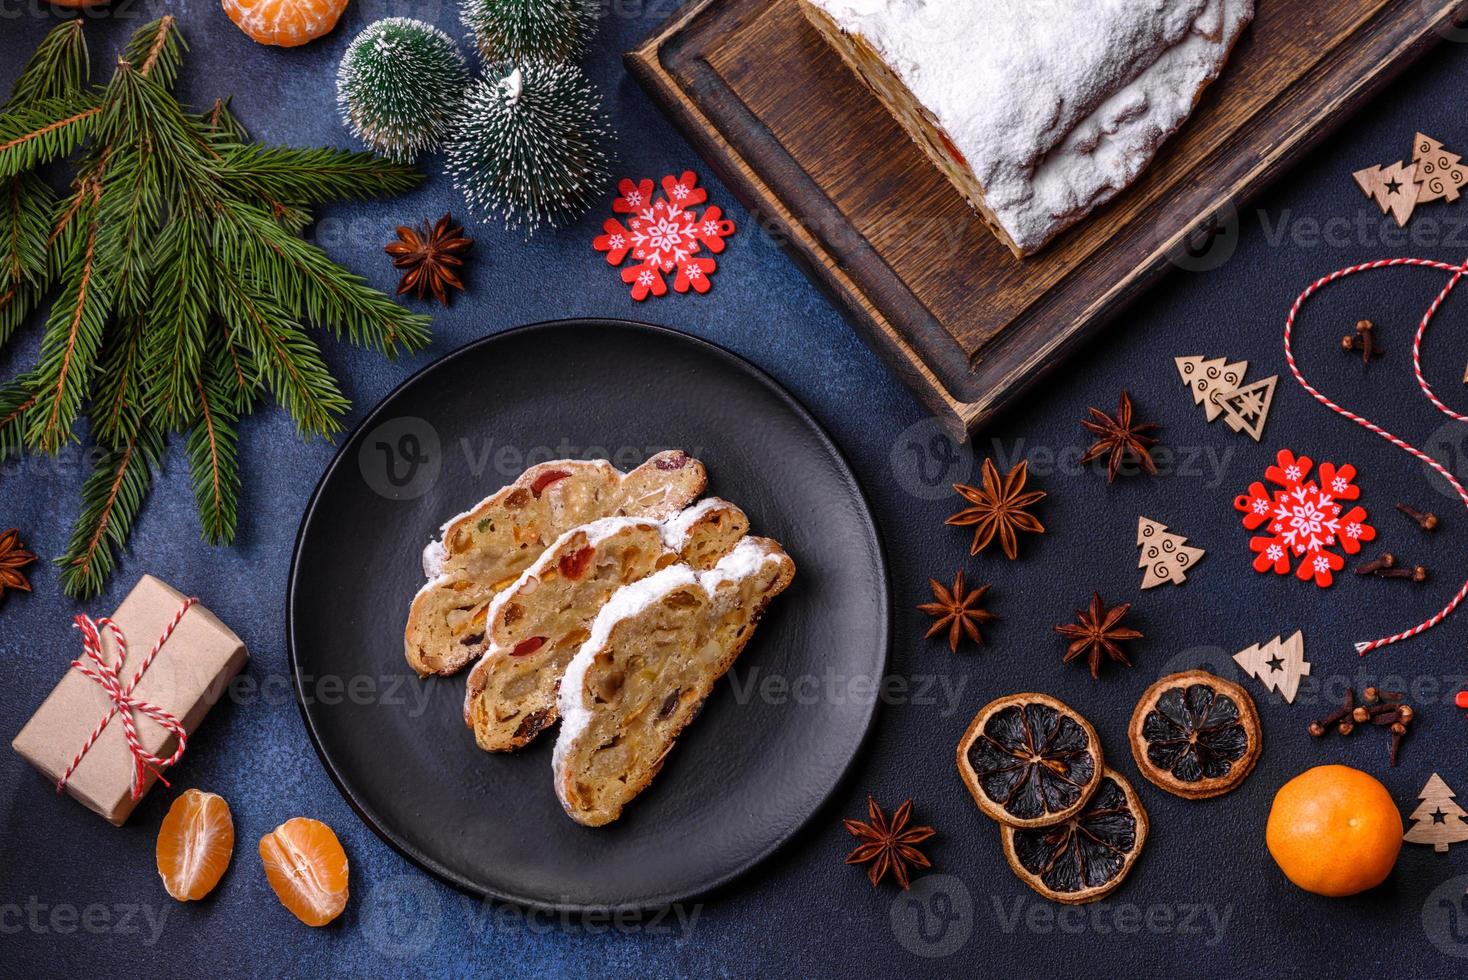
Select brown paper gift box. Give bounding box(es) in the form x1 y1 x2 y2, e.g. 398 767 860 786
11 575 248 825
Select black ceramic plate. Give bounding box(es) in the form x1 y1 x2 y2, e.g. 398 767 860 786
288 320 889 911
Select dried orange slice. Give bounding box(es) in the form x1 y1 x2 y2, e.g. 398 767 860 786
957 693 1103 828
221 0 349 48
259 817 350 926
1001 768 1149 905
1128 669 1261 799
156 789 235 902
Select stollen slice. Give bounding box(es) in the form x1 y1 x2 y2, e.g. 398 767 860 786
552 537 795 827
464 499 750 751
404 451 705 677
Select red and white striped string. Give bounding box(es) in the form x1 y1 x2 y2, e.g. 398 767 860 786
1282 255 1468 654
57 597 196 800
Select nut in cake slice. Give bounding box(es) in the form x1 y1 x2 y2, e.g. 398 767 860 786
403 451 705 677
552 537 795 826
464 499 750 751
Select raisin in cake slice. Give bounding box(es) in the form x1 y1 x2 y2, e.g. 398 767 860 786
802 0 1254 256
552 537 795 827
464 499 750 751
404 451 705 677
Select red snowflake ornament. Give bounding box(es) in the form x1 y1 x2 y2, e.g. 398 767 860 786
593 171 735 300
1234 449 1375 588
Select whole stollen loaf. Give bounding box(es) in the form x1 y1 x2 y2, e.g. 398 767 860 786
11 575 249 826
803 0 1254 255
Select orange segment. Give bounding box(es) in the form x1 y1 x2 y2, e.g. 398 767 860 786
156 789 235 902
221 0 349 48
259 817 350 926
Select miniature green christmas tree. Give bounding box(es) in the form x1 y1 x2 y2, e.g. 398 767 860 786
337 18 470 162
446 60 611 233
457 0 598 63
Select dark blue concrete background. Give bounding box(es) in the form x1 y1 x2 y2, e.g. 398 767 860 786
6 2 1468 976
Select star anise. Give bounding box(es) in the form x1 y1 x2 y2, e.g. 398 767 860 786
1080 390 1159 483
0 528 37 600
1054 593 1142 679
385 213 472 306
947 458 1046 560
917 571 996 652
843 796 935 889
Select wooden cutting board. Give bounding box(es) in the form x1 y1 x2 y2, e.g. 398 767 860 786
628 0 1468 438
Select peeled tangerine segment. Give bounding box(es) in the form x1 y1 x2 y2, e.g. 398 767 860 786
259 817 350 927
156 788 235 902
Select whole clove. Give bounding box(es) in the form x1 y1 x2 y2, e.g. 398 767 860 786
1377 565 1429 582
1354 703 1399 723
1342 320 1385 364
1354 553 1396 575
1396 502 1440 532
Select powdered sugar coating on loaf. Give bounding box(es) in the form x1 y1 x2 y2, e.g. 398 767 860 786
551 539 782 778
658 496 735 553
808 0 1253 253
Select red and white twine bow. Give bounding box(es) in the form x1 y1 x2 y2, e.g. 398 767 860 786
1283 255 1468 654
57 598 197 800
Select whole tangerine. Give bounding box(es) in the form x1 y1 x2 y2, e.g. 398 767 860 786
1266 764 1402 897
221 0 349 48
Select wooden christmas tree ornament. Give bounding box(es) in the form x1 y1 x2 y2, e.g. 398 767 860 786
1232 631 1309 703
1174 356 1247 422
1354 161 1419 227
1216 376 1276 442
1412 133 1468 205
1403 773 1468 853
1173 355 1275 440
1136 517 1205 589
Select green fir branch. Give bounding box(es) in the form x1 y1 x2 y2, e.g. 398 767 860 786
220 199 431 356
120 16 185 92
0 376 37 461
142 215 211 429
217 145 422 207
91 313 145 448
1 173 55 347
25 188 110 453
4 20 89 108
213 260 349 437
1 15 430 595
56 424 164 599
0 98 101 180
186 351 241 544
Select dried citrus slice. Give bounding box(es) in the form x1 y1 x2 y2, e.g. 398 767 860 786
156 789 235 902
957 693 1103 828
1001 768 1149 905
1129 669 1262 799
221 0 349 48
259 817 350 926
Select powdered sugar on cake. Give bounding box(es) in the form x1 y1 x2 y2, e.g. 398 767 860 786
552 539 781 777
809 0 1253 252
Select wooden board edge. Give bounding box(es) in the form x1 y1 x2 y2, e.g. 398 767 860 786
626 8 982 442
